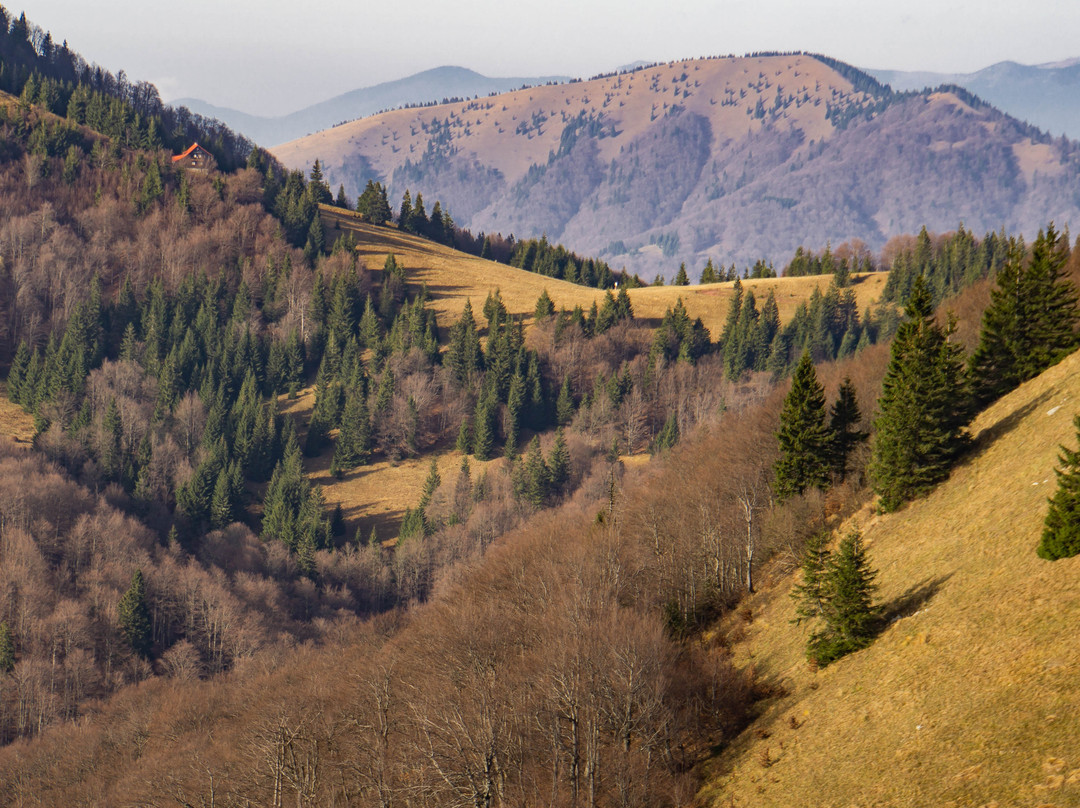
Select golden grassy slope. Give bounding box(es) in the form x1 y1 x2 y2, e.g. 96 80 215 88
704 350 1080 807
322 205 888 338
0 384 34 445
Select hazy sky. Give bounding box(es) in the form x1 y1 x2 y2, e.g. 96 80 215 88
17 0 1080 116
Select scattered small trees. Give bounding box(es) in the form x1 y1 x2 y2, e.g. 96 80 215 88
1038 414 1080 560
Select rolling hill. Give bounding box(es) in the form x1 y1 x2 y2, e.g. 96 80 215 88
319 205 889 338
701 344 1080 806
275 53 1080 278
176 66 570 147
869 58 1080 140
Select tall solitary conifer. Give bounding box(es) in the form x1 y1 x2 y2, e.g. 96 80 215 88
774 352 833 500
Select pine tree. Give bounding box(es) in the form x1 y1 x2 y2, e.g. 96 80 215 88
654 411 680 452
0 621 14 674
791 531 832 626
774 352 834 500
870 275 970 512
807 531 879 666
534 289 555 319
520 436 550 508
969 226 1079 408
1037 414 1080 560
118 569 153 659
548 427 571 494
472 392 496 460
829 377 868 480
334 390 372 471
673 263 690 286
210 467 234 529
555 375 575 426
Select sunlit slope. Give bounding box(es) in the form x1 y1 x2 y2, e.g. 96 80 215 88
322 205 887 338
704 349 1080 806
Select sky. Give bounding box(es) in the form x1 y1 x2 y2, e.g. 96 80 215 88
15 0 1080 116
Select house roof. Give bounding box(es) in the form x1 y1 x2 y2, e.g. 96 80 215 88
171 143 205 163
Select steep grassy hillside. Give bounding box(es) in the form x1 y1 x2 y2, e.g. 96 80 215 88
703 349 1080 806
277 54 1080 276
322 205 888 338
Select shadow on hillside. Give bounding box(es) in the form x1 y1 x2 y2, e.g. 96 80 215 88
963 389 1054 464
877 573 953 629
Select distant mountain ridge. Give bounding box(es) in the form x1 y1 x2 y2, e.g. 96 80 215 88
867 59 1080 139
177 66 571 146
274 53 1080 278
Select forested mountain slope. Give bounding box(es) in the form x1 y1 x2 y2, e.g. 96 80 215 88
703 347 1080 806
274 53 1080 277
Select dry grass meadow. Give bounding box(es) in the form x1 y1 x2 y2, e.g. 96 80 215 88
322 205 888 338
0 383 34 445
702 349 1080 807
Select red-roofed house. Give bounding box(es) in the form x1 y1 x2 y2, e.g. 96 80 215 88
171 143 214 170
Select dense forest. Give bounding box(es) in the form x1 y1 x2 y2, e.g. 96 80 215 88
2 9 1080 805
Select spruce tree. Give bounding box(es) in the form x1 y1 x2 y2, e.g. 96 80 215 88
548 427 571 493
0 621 14 674
970 226 1079 408
808 530 879 666
118 569 153 659
534 289 555 319
791 531 832 626
870 275 970 512
1037 414 1080 560
673 263 690 285
774 352 834 500
654 411 680 452
828 377 868 480
555 375 575 426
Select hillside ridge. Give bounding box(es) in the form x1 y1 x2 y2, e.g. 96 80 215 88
275 53 1080 277
705 347 1080 806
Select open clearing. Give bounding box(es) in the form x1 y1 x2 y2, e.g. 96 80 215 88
322 205 888 338
703 349 1080 807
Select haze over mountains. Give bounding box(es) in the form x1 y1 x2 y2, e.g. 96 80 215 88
274 53 1080 278
175 66 570 147
868 58 1080 140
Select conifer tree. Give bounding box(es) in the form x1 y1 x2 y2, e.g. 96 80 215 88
829 377 868 480
774 352 834 500
534 289 555 319
654 411 680 452
807 531 879 666
790 531 832 625
210 468 234 528
969 226 1079 408
673 263 690 285
0 621 14 674
118 569 153 659
555 375 575 426
472 392 496 460
870 275 970 512
548 427 571 494
520 436 550 508
1037 415 1080 560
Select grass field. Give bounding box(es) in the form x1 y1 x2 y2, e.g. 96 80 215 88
0 384 34 446
702 349 1080 807
321 205 889 338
